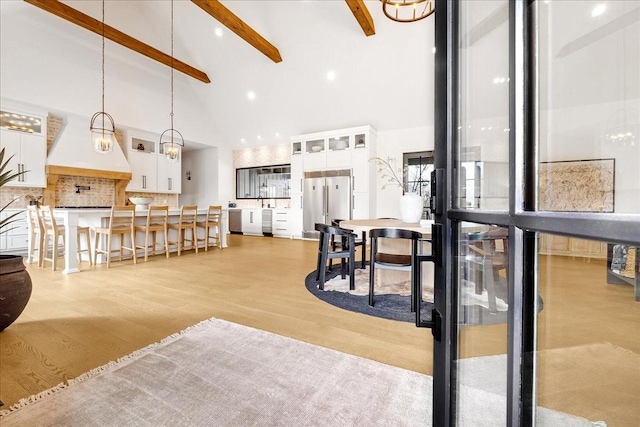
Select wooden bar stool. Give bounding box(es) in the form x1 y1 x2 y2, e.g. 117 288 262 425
76 226 93 266
26 205 44 265
135 205 169 261
94 205 137 268
39 205 66 271
39 206 93 270
168 205 198 256
196 205 222 251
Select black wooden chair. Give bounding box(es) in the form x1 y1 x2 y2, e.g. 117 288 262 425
329 218 366 270
315 223 357 291
368 228 424 312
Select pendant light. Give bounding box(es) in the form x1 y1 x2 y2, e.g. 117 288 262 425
160 0 184 164
90 0 116 154
380 0 435 23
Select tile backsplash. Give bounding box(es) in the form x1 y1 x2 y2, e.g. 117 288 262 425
0 187 43 209
125 193 178 207
0 182 179 209
56 176 115 207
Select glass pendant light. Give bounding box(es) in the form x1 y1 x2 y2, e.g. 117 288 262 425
90 0 116 154
160 0 184 164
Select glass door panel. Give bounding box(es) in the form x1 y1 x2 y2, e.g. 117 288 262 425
456 0 510 211
536 0 640 215
454 223 509 426
437 0 640 424
537 233 640 425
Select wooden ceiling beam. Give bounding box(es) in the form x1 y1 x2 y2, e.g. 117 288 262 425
191 0 282 63
24 0 211 84
345 0 376 36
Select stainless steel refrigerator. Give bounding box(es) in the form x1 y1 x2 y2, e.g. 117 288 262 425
303 170 352 239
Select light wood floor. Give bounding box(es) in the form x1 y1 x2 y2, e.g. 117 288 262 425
1 235 638 425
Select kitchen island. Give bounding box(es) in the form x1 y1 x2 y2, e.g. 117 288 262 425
55 207 228 274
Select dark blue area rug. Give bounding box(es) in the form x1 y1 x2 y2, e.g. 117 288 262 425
304 267 433 324
305 266 532 326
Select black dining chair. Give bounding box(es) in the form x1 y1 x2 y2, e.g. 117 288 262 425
329 218 366 270
368 228 424 312
315 223 357 291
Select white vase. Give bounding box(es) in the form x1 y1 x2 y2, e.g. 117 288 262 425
399 192 424 223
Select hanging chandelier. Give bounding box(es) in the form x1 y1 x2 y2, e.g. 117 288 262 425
90 0 115 154
160 0 184 164
380 0 435 23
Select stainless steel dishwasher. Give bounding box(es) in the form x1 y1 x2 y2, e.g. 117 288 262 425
229 209 242 234
262 209 273 236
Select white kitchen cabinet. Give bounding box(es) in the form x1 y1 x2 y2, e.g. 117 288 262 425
272 209 291 238
325 134 351 169
157 158 182 193
126 150 158 192
126 132 183 194
0 209 28 254
241 208 263 235
290 193 303 238
289 125 376 238
290 151 303 193
352 192 369 220
303 152 327 171
351 134 376 193
0 130 46 188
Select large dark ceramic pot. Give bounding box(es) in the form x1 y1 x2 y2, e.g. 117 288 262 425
0 255 32 331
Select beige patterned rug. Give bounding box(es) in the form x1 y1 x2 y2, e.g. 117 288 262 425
322 265 435 302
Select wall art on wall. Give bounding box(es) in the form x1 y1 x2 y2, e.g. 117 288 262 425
539 158 615 212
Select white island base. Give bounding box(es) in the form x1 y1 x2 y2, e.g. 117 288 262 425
55 208 228 274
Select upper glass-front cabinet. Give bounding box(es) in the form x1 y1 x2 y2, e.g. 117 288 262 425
305 139 325 153
327 135 349 151
0 109 44 135
131 137 155 154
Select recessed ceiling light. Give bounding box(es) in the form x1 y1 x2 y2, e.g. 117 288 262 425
240 138 246 143
214 27 223 37
326 71 336 81
275 132 280 137
247 91 256 100
591 3 606 17
257 135 262 140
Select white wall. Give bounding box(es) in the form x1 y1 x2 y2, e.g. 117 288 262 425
180 148 219 207
375 126 434 219
217 146 235 208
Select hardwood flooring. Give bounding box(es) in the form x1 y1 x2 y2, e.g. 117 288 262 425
1 235 638 425
1 235 431 409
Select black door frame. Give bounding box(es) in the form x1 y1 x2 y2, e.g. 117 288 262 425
432 0 640 425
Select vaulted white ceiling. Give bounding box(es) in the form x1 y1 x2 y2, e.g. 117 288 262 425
0 1 435 151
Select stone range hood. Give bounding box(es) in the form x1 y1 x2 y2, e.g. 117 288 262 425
44 115 132 206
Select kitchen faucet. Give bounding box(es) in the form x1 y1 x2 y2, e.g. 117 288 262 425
258 196 264 208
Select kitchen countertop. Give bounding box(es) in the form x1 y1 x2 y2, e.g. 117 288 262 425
53 207 228 216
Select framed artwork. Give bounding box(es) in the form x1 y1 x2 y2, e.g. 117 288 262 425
539 158 615 212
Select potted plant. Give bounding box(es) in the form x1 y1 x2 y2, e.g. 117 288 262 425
371 156 426 223
0 147 32 332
